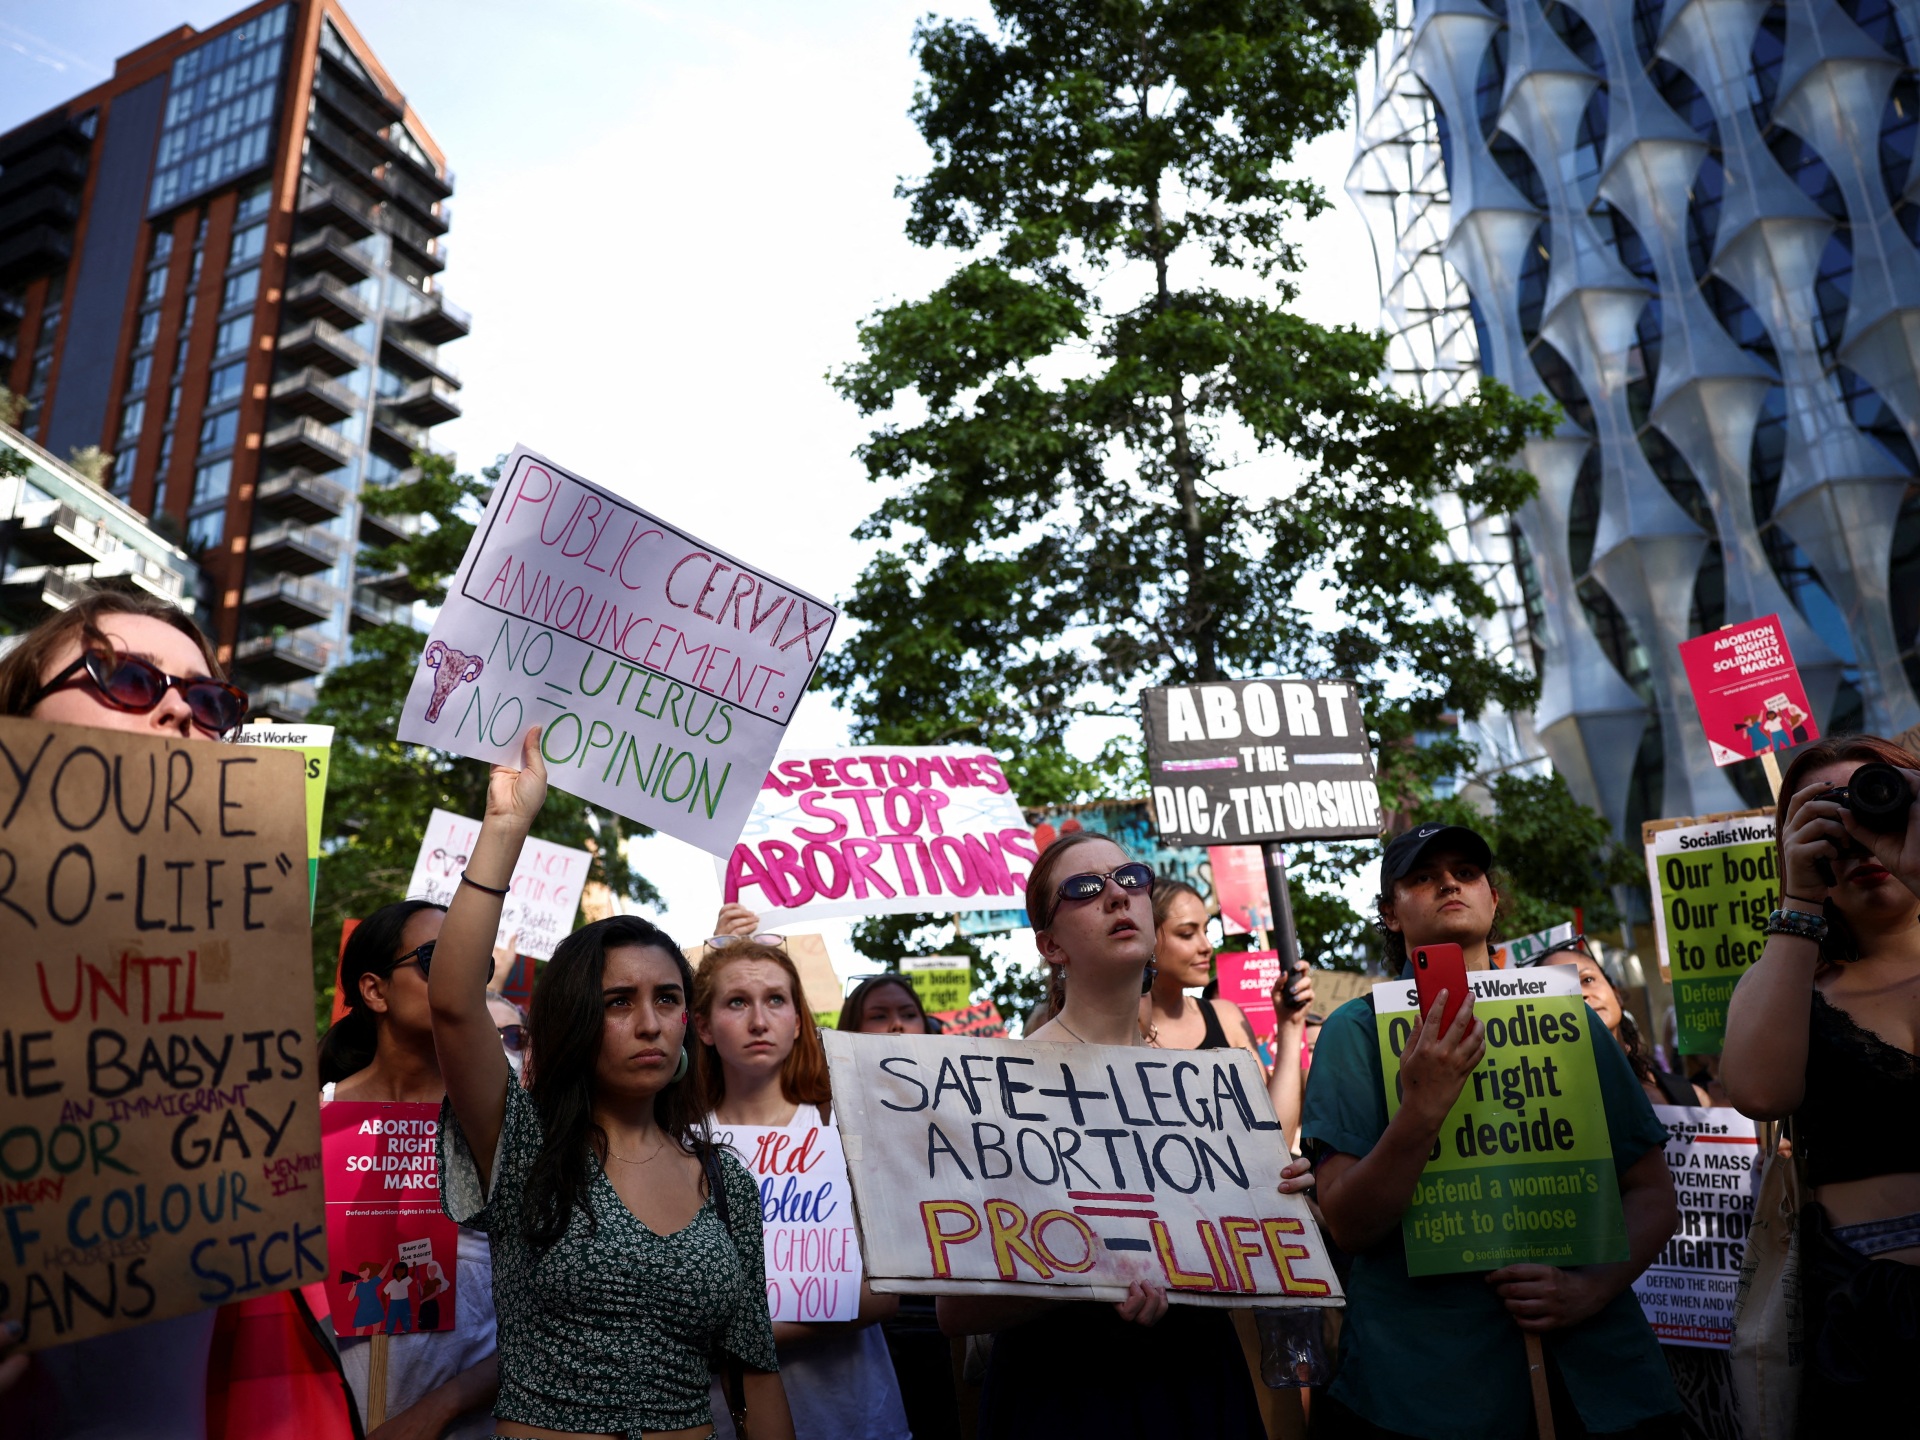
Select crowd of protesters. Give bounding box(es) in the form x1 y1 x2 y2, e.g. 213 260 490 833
1 592 1916 1438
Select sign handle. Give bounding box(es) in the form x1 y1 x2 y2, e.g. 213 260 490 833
1261 841 1299 975
1760 749 1783 801
1524 1330 1554 1438
368 1332 390 1429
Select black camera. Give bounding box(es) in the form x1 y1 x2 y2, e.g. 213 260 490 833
1829 761 1914 834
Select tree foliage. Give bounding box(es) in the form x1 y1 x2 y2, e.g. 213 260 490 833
306 454 657 1026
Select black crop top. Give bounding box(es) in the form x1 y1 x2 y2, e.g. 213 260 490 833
1797 990 1920 1188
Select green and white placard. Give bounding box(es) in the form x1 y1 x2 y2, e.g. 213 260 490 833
1643 810 1776 1054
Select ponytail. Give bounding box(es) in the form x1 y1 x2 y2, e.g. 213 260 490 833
317 900 447 1085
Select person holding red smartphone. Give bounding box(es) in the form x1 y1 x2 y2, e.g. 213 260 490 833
1299 824 1681 1439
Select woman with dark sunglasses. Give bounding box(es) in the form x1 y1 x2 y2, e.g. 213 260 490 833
319 900 502 1436
939 832 1312 1440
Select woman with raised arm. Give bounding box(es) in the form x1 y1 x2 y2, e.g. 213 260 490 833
428 727 792 1440
691 938 910 1440
1722 735 1920 1428
940 833 1312 1440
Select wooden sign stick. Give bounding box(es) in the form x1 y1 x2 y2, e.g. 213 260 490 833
1524 1331 1555 1439
367 1332 391 1429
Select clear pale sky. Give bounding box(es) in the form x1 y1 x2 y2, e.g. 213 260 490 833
2 3 1381 953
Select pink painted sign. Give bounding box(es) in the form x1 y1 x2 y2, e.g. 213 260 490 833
1216 950 1281 1065
1678 616 1818 766
1209 846 1270 936
322 1101 458 1335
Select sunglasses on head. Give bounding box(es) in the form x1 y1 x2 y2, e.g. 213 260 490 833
29 650 250 736
1052 862 1155 915
390 940 435 978
705 933 787 951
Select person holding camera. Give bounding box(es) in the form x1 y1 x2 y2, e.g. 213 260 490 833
1722 736 1920 1427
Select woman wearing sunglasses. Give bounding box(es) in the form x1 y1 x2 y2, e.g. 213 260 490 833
691 937 911 1440
940 832 1311 1440
319 900 502 1437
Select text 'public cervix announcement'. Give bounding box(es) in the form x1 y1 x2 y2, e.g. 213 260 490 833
1139 678 1381 846
397 445 839 856
0 718 321 1349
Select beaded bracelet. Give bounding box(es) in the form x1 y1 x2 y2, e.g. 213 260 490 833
1764 908 1828 942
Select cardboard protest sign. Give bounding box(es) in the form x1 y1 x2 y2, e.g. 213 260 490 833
1141 678 1380 846
1678 617 1817 766
0 718 322 1347
397 446 837 856
722 747 1031 925
322 1101 458 1335
822 1032 1340 1306
933 1000 1009 1038
1210 845 1270 935
1643 810 1776 1053
405 807 591 961
1216 950 1282 1065
711 1119 862 1323
1631 1107 1760 1349
227 722 332 909
1372 967 1627 1277
1490 921 1576 970
902 955 972 1014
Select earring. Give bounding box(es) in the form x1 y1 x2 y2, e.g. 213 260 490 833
1141 955 1158 995
672 1048 689 1083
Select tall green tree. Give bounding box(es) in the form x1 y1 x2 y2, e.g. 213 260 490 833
826 2 1556 974
306 454 657 1026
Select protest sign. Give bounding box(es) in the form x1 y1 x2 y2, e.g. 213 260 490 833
322 1101 457 1335
1372 967 1627 1277
1678 616 1817 765
405 807 591 961
0 718 322 1347
932 1000 1009 1038
227 722 332 909
821 1031 1341 1306
397 445 837 856
1216 950 1281 1065
1141 678 1379 846
711 1119 862 1323
1631 1107 1760 1349
722 747 1031 925
1643 810 1776 1053
1490 921 1577 970
1210 846 1270 935
902 955 972 1014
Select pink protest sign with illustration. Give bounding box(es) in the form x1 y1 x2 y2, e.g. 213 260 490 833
710 1120 863 1323
322 1101 459 1335
1216 950 1281 1065
1209 846 1270 936
1677 617 1818 766
405 807 591 960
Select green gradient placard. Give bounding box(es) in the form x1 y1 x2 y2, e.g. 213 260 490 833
1643 811 1776 1054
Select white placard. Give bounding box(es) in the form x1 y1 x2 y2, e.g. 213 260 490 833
1630 1106 1761 1350
406 807 592 960
821 1031 1341 1307
711 1119 862 1323
396 446 837 856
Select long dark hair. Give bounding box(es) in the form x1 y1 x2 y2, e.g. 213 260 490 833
318 900 446 1084
1773 733 1920 964
837 974 939 1034
523 915 710 1250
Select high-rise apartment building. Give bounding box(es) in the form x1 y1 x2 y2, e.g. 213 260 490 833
0 0 464 717
1348 0 1920 836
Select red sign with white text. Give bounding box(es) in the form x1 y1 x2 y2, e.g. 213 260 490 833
322 1101 458 1335
1678 617 1818 766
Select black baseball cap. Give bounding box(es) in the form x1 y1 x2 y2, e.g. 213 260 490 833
1379 823 1494 891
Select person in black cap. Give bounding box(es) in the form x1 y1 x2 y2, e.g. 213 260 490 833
1297 823 1681 1439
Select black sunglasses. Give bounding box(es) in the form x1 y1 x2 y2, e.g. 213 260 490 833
497 1023 528 1053
390 940 435 979
1053 862 1155 914
29 651 250 735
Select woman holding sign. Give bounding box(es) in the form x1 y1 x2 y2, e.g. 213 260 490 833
428 728 793 1440
690 939 912 1440
1723 735 1920 1429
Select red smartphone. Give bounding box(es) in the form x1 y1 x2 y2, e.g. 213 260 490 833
1412 943 1469 1036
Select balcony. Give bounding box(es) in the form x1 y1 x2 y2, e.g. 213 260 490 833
359 502 417 547
380 328 458 385
255 468 349 523
0 565 88 620
289 226 374 283
277 318 370 376
249 521 345 576
296 178 375 240
308 113 387 184
349 583 405 632
233 630 333 681
0 145 88 199
383 207 447 272
284 272 370 329
0 183 81 238
369 412 429 466
6 502 105 566
396 289 469 344
264 416 355 472
313 63 398 142
249 680 318 721
84 550 188 604
0 223 73 288
383 377 460 427
359 563 422 601
271 367 360 424
243 573 339 629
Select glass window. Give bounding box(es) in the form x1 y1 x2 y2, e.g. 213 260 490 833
199 407 239 453
228 221 266 266
151 230 175 262
179 294 196 337
149 4 291 215
144 268 168 304
235 183 271 224
118 398 147 444
137 309 162 347
127 352 153 395
213 314 251 358
206 361 246 406
188 509 225 553
222 266 259 312
167 384 185 422
192 458 233 506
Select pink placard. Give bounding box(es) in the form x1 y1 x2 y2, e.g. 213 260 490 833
1216 950 1281 1064
1678 617 1818 766
322 1101 459 1335
1209 845 1270 936
936 1000 1010 1037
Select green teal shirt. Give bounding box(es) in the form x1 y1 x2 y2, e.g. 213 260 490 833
1301 993 1678 1440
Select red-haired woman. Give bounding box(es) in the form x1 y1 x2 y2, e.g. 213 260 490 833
1722 734 1920 1428
693 938 910 1440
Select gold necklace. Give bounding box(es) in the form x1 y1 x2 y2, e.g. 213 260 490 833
607 1136 670 1165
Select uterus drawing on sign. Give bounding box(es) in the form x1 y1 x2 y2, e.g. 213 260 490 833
422 641 484 722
